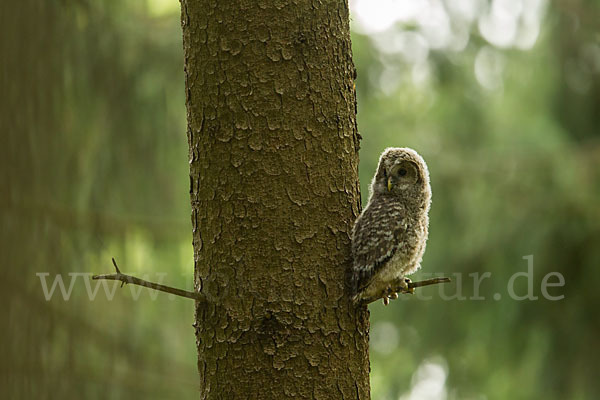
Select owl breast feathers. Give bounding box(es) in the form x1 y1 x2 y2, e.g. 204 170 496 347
351 147 431 303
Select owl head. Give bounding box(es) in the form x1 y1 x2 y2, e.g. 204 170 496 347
369 147 431 207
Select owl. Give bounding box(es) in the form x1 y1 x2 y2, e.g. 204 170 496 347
351 147 431 305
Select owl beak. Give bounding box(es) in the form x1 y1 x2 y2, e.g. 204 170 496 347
387 177 392 192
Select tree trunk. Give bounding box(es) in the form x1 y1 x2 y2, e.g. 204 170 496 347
181 1 370 398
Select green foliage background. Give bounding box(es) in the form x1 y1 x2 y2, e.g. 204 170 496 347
2 0 599 399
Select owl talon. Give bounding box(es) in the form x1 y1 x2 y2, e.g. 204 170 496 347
389 292 398 300
404 278 415 294
382 297 390 306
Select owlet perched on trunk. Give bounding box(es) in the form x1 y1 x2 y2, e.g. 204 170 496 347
351 148 431 305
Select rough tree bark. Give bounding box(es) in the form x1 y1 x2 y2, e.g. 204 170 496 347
181 1 370 398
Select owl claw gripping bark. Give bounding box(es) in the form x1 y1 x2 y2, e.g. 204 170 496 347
350 148 431 305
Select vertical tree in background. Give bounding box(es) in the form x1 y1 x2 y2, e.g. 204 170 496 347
180 0 370 398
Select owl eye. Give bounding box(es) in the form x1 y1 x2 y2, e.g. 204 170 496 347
398 168 407 177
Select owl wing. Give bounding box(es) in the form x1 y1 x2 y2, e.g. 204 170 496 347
351 200 407 295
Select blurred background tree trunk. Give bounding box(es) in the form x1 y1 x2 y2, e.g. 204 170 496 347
180 0 370 398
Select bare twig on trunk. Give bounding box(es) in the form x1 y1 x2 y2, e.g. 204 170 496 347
92 258 204 301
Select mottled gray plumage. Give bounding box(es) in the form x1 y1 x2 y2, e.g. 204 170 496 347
351 148 431 304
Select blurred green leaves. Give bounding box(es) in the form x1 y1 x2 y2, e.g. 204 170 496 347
352 1 600 399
